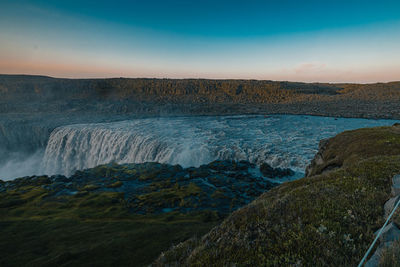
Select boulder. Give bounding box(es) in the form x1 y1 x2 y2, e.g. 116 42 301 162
305 138 330 177
207 160 253 172
391 175 400 196
365 241 393 267
384 196 400 219
366 223 400 267
260 163 294 178
379 222 400 243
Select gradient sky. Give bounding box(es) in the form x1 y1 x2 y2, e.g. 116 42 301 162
1 0 400 82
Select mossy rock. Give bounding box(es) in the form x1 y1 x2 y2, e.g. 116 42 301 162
306 126 400 177
107 181 123 188
81 184 100 191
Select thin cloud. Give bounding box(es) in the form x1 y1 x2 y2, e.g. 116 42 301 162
294 62 327 74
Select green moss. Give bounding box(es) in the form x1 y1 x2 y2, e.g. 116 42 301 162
135 182 204 212
186 182 202 195
307 126 400 177
0 185 220 267
107 181 123 188
211 189 227 199
0 213 219 267
81 184 100 191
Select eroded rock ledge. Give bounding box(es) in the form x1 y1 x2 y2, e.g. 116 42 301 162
1 160 290 216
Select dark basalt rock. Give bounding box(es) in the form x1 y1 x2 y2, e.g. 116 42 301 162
260 162 294 178
206 160 254 171
0 180 5 193
1 160 278 216
305 138 331 177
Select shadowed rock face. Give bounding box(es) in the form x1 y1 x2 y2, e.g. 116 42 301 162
260 162 294 178
305 138 331 177
392 174 400 195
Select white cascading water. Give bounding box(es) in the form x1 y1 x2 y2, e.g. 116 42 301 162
40 115 398 177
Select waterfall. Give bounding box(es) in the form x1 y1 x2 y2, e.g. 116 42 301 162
40 115 398 177
41 118 216 176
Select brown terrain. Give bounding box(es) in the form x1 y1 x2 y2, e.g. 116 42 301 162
0 74 400 118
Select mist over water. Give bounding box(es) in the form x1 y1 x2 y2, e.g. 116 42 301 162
0 151 44 180
39 115 397 177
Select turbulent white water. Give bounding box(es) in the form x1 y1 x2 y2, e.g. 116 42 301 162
40 115 398 177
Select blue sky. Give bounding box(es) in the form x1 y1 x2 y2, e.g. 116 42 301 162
1 0 400 82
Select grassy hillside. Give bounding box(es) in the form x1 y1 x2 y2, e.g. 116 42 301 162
0 180 221 267
155 124 400 266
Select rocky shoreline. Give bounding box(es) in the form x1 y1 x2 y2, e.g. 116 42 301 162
0 159 291 266
0 160 292 216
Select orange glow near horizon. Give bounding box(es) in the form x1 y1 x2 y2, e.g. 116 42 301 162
1 59 399 83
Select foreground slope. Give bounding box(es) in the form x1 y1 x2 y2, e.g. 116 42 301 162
155 124 400 266
0 160 280 266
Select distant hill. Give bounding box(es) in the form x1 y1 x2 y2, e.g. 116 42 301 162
0 74 341 102
1 74 400 118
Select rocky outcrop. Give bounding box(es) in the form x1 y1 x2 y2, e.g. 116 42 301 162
1 160 278 215
305 138 333 177
384 196 400 219
365 222 400 267
365 174 400 266
391 174 400 196
306 124 400 177
260 162 294 178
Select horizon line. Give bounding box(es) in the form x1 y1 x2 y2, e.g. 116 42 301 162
1 73 399 85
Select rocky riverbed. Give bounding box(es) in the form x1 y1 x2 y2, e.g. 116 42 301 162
0 160 284 216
